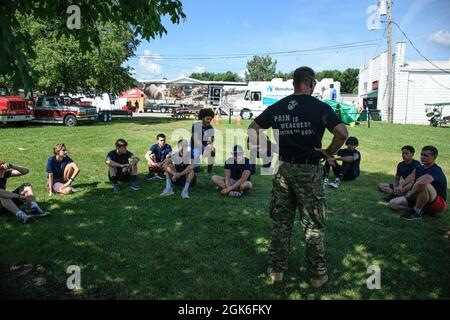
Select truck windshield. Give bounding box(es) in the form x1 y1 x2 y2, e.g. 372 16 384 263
0 87 10 96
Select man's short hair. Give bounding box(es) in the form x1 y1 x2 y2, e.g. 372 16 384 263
346 136 359 146
401 145 415 154
115 138 128 148
330 83 334 88
293 67 315 85
198 108 215 120
178 139 189 148
157 133 166 140
53 143 67 155
422 145 438 158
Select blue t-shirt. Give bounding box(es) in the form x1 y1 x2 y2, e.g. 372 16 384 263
46 156 74 182
331 88 337 101
337 148 361 177
396 160 421 180
149 144 172 163
106 150 133 165
415 164 447 201
0 170 12 190
191 122 214 150
224 157 256 181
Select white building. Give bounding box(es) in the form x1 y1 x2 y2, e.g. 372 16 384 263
358 42 450 124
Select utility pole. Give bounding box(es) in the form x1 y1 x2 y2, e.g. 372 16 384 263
386 0 393 123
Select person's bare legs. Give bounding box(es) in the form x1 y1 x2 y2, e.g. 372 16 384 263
389 196 410 212
238 181 253 191
415 184 437 211
211 175 226 189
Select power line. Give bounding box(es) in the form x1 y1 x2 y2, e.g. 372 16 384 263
393 21 450 75
130 40 380 61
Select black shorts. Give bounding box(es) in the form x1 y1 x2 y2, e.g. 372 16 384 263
173 174 197 187
108 168 131 182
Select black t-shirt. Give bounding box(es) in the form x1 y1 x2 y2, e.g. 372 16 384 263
0 170 12 190
415 164 447 201
191 122 214 149
224 157 256 181
254 95 341 159
337 149 361 177
396 160 421 180
106 150 134 165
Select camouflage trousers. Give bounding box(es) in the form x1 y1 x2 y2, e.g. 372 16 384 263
269 162 327 277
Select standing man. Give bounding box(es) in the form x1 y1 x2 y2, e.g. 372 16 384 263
145 133 172 180
47 143 80 196
191 108 216 174
330 83 337 101
106 138 141 193
378 145 421 200
248 67 348 288
389 146 447 220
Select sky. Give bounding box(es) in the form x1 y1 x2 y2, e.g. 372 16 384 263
127 0 450 81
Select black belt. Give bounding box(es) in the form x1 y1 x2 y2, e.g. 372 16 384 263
279 156 319 165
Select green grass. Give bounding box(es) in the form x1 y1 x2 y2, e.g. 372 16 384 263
0 119 449 299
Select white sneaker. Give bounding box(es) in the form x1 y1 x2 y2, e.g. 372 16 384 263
181 190 190 199
160 188 174 196
328 181 339 189
323 178 329 186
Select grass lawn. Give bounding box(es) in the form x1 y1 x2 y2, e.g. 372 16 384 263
0 118 449 299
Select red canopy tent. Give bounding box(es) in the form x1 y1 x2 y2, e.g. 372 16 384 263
119 88 144 98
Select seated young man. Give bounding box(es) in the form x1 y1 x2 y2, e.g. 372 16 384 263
46 143 80 196
191 108 216 174
0 161 49 223
211 145 255 197
389 146 447 220
145 133 172 181
378 145 421 200
161 139 196 199
106 138 141 193
324 136 361 189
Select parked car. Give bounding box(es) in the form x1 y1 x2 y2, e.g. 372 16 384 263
0 84 32 124
144 102 159 113
31 96 97 126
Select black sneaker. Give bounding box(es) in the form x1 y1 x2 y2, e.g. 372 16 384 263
30 208 51 217
113 183 121 193
401 209 422 220
130 181 142 191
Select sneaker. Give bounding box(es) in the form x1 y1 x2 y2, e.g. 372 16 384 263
323 178 329 185
311 274 329 288
229 191 242 198
113 183 121 193
401 209 422 220
156 173 166 180
328 181 339 189
145 174 158 181
30 208 50 217
181 190 190 199
130 182 142 191
22 214 33 224
160 188 174 196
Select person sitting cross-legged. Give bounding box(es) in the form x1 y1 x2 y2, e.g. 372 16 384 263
211 145 255 197
0 161 50 223
378 145 420 201
161 139 196 199
389 145 447 220
324 136 361 189
46 143 80 196
145 133 172 181
106 138 141 193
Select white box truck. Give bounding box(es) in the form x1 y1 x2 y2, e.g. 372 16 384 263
232 78 340 119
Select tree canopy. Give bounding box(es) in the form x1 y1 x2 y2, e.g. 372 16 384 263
0 0 185 92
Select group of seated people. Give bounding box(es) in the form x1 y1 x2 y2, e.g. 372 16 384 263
0 106 447 223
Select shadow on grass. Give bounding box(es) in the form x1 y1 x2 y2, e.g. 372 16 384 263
0 169 449 299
